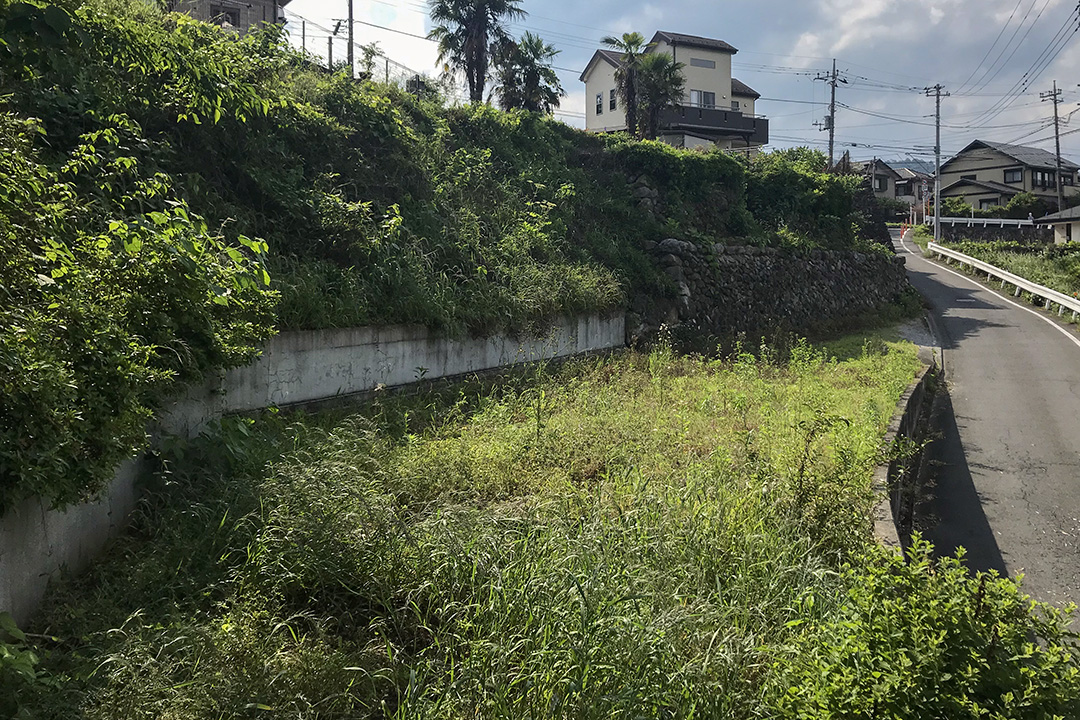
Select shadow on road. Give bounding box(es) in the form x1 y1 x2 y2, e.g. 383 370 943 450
904 267 1011 351
921 388 1010 576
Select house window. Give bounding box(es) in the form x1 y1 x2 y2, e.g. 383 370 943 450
960 174 976 180
874 176 888 192
690 90 716 109
1062 172 1074 186
1033 170 1055 188
1004 168 1022 184
690 57 716 69
731 100 740 111
979 198 998 210
596 93 603 115
609 89 617 111
209 3 240 26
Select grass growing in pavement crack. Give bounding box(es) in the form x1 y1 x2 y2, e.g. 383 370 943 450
20 336 1080 719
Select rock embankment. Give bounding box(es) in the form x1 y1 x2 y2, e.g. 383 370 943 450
629 238 909 341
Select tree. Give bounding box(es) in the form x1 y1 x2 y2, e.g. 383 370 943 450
493 32 564 113
601 32 648 137
428 0 526 104
637 52 685 140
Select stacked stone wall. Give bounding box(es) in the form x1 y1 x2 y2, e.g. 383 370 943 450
628 239 910 341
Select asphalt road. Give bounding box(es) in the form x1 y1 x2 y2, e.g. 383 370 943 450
893 229 1080 607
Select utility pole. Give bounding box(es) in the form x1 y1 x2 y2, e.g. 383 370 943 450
328 35 333 69
301 19 305 53
814 59 846 169
926 84 949 244
1041 80 1064 211
347 0 354 78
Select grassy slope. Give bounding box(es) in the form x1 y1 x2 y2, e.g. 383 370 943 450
22 336 1080 718
945 241 1080 298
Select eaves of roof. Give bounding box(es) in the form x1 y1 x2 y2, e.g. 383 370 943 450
651 31 738 54
940 177 1023 195
1037 205 1080 223
579 49 622 82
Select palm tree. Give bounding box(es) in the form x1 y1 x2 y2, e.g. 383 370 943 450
600 32 649 137
493 32 565 113
428 0 526 104
637 53 686 140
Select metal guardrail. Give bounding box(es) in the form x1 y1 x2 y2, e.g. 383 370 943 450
927 242 1080 319
925 216 1038 228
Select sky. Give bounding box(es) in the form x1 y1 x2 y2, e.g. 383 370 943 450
280 0 1080 164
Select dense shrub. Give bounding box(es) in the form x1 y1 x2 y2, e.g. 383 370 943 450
0 3 277 510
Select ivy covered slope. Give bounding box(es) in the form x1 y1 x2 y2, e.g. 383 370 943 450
0 0 277 512
0 0 881 511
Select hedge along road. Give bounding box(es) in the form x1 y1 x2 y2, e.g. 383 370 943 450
893 228 1080 608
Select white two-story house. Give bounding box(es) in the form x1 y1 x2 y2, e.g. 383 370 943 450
580 31 768 152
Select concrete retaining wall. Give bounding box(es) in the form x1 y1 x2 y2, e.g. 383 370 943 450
873 347 941 552
1 313 625 624
936 223 1052 244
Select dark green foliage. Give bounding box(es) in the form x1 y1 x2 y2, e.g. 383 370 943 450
492 31 564 113
938 193 1057 220
745 147 872 250
0 102 275 511
778 539 1080 718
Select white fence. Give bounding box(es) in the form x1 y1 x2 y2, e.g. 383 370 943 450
927 242 1080 319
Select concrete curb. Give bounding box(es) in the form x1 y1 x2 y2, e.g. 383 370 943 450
873 318 944 553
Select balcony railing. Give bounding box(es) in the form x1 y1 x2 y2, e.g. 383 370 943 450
659 105 769 144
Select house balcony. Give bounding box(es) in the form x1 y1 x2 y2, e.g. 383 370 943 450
658 105 769 145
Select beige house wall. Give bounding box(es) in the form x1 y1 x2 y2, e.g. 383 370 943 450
1052 221 1080 244
941 148 1030 193
732 94 756 115
584 62 624 133
651 39 734 108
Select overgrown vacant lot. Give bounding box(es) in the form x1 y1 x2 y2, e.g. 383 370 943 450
22 338 1080 718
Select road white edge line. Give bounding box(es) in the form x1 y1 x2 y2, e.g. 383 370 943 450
896 231 1080 352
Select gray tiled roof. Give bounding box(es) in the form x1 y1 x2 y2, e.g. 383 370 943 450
652 31 738 54
1038 205 1080 222
954 140 1080 171
731 78 760 98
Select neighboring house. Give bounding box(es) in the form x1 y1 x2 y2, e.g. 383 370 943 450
894 167 933 207
1037 205 1080 244
580 31 769 152
168 0 289 34
938 139 1080 210
850 158 902 199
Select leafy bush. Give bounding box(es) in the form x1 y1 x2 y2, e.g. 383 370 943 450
745 147 873 250
778 540 1080 718
0 5 277 510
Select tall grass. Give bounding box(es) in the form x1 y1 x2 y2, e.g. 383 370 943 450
22 338 1080 718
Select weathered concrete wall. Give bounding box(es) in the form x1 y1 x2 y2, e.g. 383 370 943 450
2 313 625 624
628 239 910 341
937 223 1052 244
873 351 941 552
